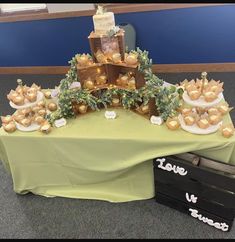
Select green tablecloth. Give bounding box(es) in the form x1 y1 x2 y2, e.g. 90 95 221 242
0 108 235 202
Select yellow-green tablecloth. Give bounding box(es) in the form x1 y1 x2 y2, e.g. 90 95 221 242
0 108 235 202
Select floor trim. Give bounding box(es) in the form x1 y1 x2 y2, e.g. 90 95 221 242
0 63 235 75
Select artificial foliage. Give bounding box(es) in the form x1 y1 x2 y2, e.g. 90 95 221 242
47 47 183 124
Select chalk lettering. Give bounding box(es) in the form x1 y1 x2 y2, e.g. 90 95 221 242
156 158 188 176
189 208 229 231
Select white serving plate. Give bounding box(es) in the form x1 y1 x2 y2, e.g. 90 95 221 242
178 114 222 135
15 122 40 132
183 91 223 108
9 91 44 110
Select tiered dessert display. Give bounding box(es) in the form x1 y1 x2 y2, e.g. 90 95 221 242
178 72 234 137
1 5 234 138
1 79 58 133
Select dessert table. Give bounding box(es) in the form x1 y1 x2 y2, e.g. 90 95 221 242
0 108 235 202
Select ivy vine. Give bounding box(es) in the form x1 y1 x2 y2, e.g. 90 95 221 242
47 47 183 124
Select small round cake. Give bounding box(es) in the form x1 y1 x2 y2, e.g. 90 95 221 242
93 11 115 35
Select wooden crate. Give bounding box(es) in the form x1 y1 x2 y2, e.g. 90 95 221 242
88 29 125 63
77 64 106 88
153 154 235 232
105 63 142 87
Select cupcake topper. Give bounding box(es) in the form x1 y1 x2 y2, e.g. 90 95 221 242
95 4 107 15
201 72 207 80
201 72 207 92
17 79 23 86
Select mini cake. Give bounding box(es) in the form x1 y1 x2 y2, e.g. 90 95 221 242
93 6 115 35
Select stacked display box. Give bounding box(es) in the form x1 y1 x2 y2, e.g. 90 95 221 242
75 28 159 117
153 155 235 232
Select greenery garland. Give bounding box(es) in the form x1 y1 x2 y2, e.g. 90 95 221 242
47 47 183 124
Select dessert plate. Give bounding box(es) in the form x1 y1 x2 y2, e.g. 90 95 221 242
183 92 223 108
15 122 40 132
178 114 222 135
9 91 44 109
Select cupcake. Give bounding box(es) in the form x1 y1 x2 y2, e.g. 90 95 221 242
95 74 108 85
76 54 90 66
111 97 120 107
3 122 16 133
137 104 150 115
32 106 41 114
25 91 37 102
185 80 196 92
38 109 47 117
166 117 180 130
37 100 46 108
18 108 32 116
7 90 18 101
1 115 13 124
12 95 25 106
183 115 196 126
197 117 210 129
195 107 207 115
125 53 138 65
40 121 52 134
112 52 122 64
180 79 189 89
95 50 107 64
20 118 32 127
217 102 233 115
208 114 222 125
13 113 25 123
188 90 201 100
127 77 136 90
16 85 24 95
180 107 192 116
34 115 45 125
203 91 217 102
221 124 234 138
207 107 219 115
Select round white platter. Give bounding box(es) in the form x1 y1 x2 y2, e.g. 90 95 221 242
9 91 44 110
15 122 40 132
182 91 223 108
178 114 222 135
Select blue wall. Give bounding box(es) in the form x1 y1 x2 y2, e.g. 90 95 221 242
0 5 235 67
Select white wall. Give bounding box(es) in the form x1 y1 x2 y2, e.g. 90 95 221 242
47 4 95 13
